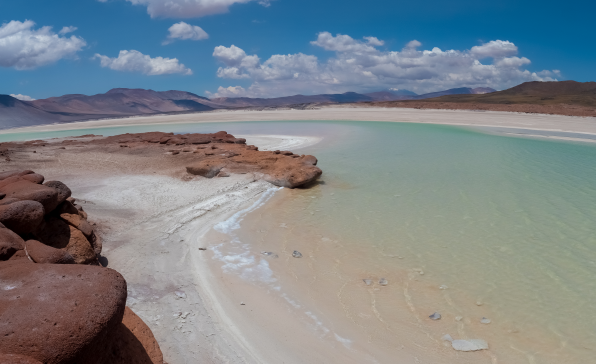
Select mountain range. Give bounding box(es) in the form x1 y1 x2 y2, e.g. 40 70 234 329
0 86 497 129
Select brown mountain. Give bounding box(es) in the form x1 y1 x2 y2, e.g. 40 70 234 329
415 81 596 107
210 92 375 107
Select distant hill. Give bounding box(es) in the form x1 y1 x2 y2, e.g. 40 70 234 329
414 81 596 107
0 85 499 130
210 92 375 107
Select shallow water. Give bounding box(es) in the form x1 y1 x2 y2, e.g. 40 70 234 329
230 121 596 363
6 120 596 362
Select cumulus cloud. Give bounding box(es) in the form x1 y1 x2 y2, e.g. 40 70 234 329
163 22 208 45
125 0 270 18
94 50 192 75
10 94 36 101
209 32 559 98
0 20 86 70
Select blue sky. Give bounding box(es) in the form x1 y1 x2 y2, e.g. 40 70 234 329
1 0 594 100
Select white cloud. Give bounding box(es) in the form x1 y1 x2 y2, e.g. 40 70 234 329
210 33 559 97
0 20 86 70
163 22 208 45
207 85 249 97
125 0 270 18
94 50 192 75
470 40 518 59
10 93 35 101
59 26 77 35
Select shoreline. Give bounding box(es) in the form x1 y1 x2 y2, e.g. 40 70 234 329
3 107 596 145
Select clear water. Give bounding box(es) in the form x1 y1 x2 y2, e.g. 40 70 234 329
6 120 596 362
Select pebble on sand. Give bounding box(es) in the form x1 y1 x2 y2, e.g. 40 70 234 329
480 317 491 324
175 291 187 299
261 251 278 258
363 279 373 286
379 278 388 286
429 312 441 320
292 251 303 258
198 247 207 251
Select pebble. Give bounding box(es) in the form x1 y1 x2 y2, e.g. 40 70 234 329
198 247 207 251
455 316 463 322
363 279 373 286
480 317 491 324
240 302 245 305
476 301 483 306
429 312 441 320
379 278 388 286
439 285 448 290
451 339 489 352
292 251 303 258
175 291 187 299
261 251 278 258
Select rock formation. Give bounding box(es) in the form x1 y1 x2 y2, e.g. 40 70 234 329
0 170 163 364
0 131 322 189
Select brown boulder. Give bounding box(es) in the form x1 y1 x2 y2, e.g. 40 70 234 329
0 223 24 261
43 181 71 208
89 231 102 256
0 180 60 213
34 217 97 265
186 160 227 178
0 261 127 364
0 170 33 181
0 200 45 235
59 213 93 238
0 353 43 364
21 173 45 184
101 307 164 364
24 240 75 264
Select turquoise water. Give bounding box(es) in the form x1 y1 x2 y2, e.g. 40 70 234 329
6 120 596 362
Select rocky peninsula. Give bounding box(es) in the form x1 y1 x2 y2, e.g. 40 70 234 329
0 131 322 363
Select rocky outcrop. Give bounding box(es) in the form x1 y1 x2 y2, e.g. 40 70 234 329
1 131 323 189
0 171 164 363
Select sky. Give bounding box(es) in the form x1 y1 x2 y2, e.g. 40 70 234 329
1 0 594 100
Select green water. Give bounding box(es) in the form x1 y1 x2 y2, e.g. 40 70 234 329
6 120 596 362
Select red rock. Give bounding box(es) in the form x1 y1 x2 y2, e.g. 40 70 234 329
59 213 93 238
34 217 97 265
0 170 33 181
21 173 44 184
0 223 25 261
7 250 32 263
0 353 43 364
0 200 45 235
89 231 102 256
0 261 127 364
43 181 72 209
100 307 164 364
24 240 75 264
0 180 60 213
186 160 227 178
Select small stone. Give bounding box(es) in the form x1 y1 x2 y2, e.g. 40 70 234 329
480 317 491 324
439 285 448 290
451 339 488 352
175 291 186 299
261 251 278 258
455 316 463 322
292 251 302 258
363 279 373 286
240 302 245 305
379 278 388 286
429 312 441 320
198 247 207 251
476 301 483 306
